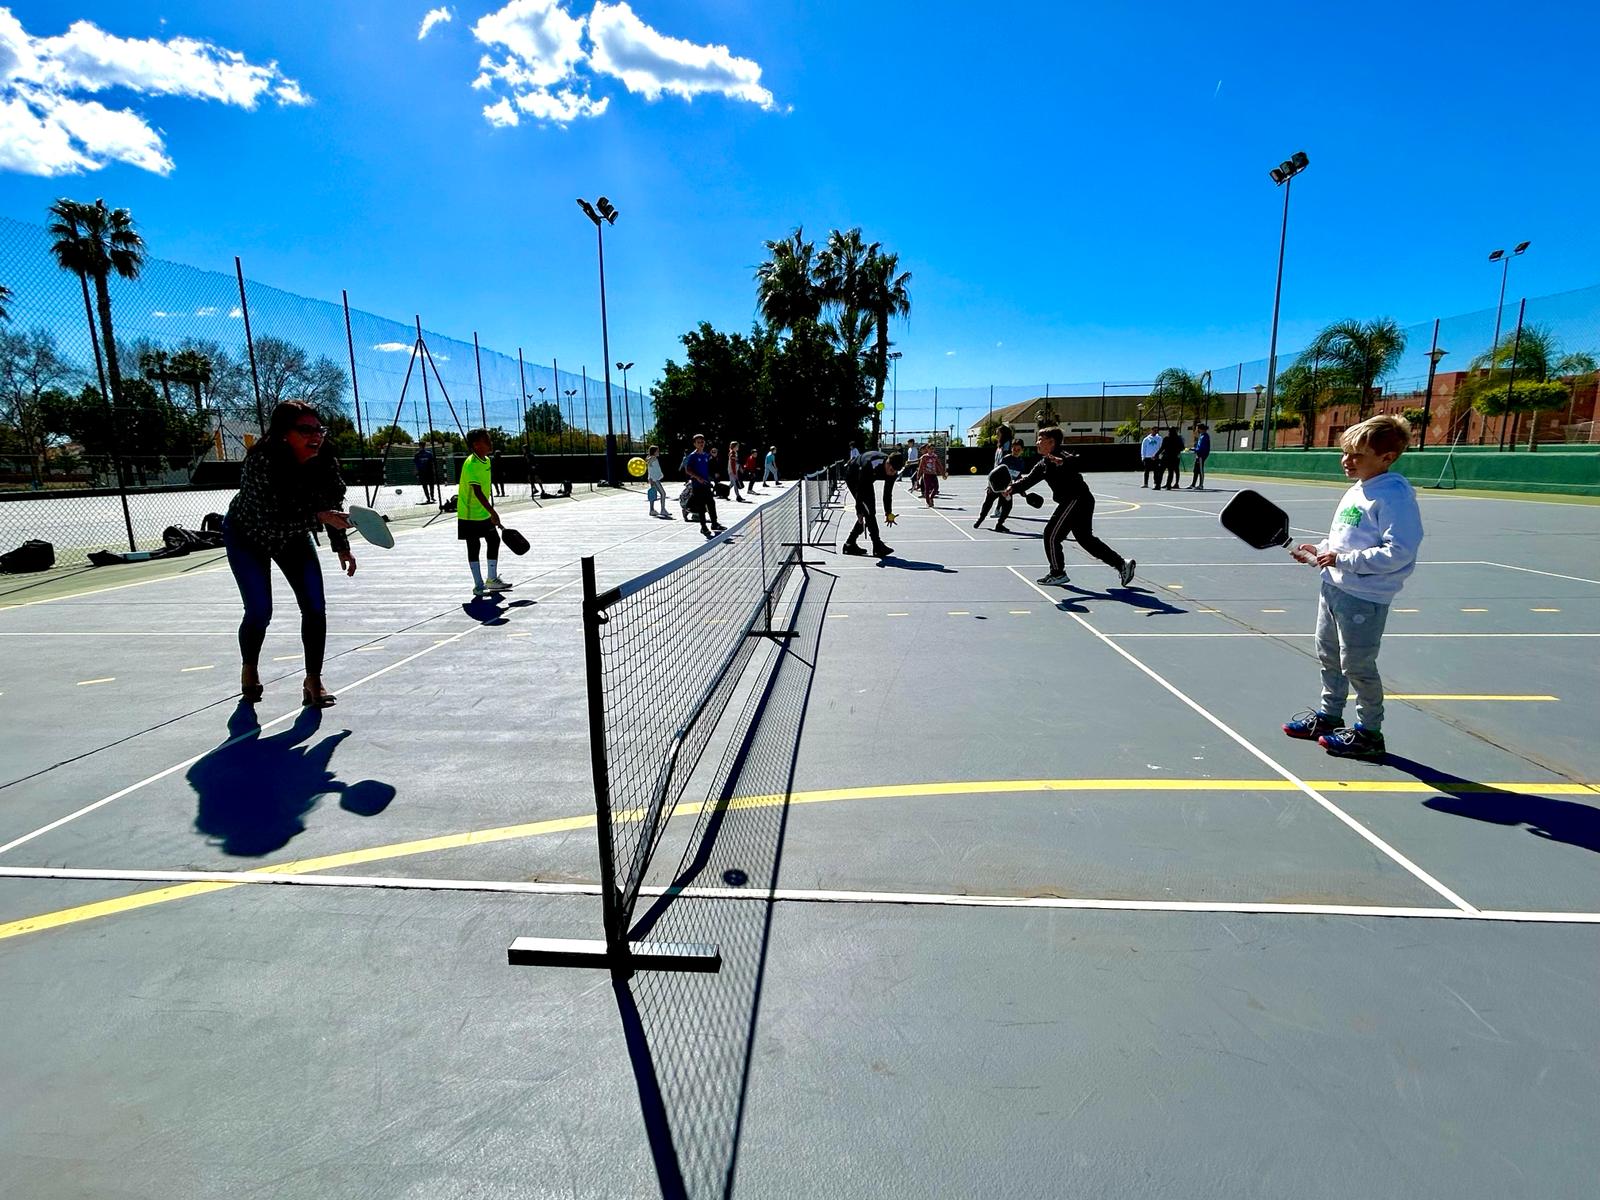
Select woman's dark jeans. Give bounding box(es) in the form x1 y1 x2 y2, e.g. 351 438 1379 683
224 518 327 676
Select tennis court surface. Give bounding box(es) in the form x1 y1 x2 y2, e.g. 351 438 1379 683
1 473 1597 1198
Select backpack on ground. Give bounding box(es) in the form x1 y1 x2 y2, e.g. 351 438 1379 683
0 539 54 573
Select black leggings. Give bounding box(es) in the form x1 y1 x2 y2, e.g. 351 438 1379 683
846 481 883 547
977 490 1013 524
225 520 327 675
1043 489 1124 576
465 526 501 562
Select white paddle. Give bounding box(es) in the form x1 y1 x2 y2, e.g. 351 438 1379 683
346 506 394 549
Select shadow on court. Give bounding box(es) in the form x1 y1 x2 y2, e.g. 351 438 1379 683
186 702 395 857
1054 584 1186 616
875 556 956 573
614 569 832 1200
461 595 535 626
1387 756 1600 857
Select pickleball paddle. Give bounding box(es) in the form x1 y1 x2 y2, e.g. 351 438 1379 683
347 506 394 549
1219 489 1293 550
501 526 530 556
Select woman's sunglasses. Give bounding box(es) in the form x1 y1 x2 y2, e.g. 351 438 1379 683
291 424 326 436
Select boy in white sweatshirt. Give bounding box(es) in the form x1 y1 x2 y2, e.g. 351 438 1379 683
1282 415 1423 762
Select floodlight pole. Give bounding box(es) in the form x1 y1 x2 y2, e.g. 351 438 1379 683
578 198 620 486
1420 320 1444 451
617 361 634 449
1488 242 1528 364
1263 177 1292 452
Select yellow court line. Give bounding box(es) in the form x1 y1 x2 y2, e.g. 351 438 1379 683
1388 694 1557 702
75 677 115 686
4 776 1598 945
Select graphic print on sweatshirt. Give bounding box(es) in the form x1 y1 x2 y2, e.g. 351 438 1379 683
1337 504 1364 527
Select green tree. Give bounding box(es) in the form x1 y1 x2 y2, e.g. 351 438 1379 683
1303 318 1409 419
0 327 78 485
1150 367 1207 427
857 246 911 445
1275 358 1335 448
46 198 146 410
1455 325 1578 447
755 229 822 335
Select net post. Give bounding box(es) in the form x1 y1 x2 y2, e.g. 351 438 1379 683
580 555 628 964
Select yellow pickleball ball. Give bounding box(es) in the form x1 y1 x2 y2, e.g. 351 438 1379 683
969 465 977 473
627 456 647 478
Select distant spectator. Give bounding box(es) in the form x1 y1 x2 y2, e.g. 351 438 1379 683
728 440 750 503
1159 427 1185 490
491 448 506 497
1188 424 1211 490
763 446 780 486
744 447 761 492
848 442 861 462
1139 429 1162 489
414 443 436 503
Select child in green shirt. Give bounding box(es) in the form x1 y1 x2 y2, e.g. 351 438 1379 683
459 429 509 596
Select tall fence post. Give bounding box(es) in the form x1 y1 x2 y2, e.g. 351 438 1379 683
341 290 372 504
472 332 487 431
234 257 264 435
415 317 440 501
580 556 626 964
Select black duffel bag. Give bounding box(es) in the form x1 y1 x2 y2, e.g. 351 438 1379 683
0 539 55 573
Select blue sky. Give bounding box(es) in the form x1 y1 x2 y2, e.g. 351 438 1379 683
3 0 1599 397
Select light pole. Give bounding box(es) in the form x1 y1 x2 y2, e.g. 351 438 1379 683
1421 343 1448 450
1252 383 1265 448
564 388 577 456
1487 241 1530 361
887 351 902 445
577 196 620 485
616 361 634 450
1263 150 1309 451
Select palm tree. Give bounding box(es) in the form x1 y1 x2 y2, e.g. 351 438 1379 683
170 347 214 417
1303 318 1408 420
755 228 821 334
47 198 147 408
1149 367 1207 428
816 227 873 316
1275 358 1331 448
857 247 911 444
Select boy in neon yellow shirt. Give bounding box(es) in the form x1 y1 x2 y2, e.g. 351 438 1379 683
458 429 509 596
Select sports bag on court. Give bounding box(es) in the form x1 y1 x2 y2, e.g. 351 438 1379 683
0 539 55 573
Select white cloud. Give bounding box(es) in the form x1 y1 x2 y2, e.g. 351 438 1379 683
373 342 414 353
468 0 774 128
418 7 454 40
151 309 174 318
0 7 308 177
195 305 218 316
945 350 956 356
228 306 243 319
587 1 773 108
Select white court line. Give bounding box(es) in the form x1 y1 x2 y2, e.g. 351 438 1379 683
927 500 977 541
4 866 1599 926
0 576 582 860
1479 560 1600 587
1006 566 1479 913
1108 632 1600 638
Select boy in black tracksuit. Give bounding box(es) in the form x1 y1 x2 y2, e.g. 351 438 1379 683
842 449 904 556
1006 425 1136 587
974 446 1025 531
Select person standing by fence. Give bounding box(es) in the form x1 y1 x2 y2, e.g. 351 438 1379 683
645 445 669 518
224 401 356 709
1188 424 1211 490
1159 427 1185 491
763 446 780 487
1140 429 1161 489
414 443 436 504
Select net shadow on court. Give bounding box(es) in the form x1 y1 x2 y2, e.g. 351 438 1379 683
611 568 832 1200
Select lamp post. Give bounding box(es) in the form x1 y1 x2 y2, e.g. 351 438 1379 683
887 351 902 446
577 196 620 485
564 388 578 457
1263 150 1310 451
1487 242 1530 362
1252 383 1265 448
615 361 634 450
1420 316 1446 450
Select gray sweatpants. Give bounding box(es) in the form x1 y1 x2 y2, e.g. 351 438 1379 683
1316 578 1391 730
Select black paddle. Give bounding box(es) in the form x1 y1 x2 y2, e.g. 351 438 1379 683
1219 489 1295 551
501 526 530 556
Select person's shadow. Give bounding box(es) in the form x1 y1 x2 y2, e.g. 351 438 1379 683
187 703 395 857
1388 755 1600 856
875 556 957 573
462 595 536 626
1057 583 1186 616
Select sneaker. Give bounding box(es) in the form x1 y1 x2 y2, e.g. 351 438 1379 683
702 527 714 540
1319 726 1387 761
1282 709 1340 741
1119 559 1136 587
973 518 984 529
473 584 491 597
485 577 512 591
841 543 868 556
1036 572 1071 586
993 523 1010 533
711 524 727 532
870 543 894 557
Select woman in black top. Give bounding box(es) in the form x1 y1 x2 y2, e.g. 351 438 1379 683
225 400 356 708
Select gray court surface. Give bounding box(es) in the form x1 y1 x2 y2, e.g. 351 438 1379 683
1 472 1597 1198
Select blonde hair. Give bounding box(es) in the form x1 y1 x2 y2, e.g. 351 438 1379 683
1340 414 1411 457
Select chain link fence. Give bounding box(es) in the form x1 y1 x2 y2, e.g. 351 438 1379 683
0 215 657 566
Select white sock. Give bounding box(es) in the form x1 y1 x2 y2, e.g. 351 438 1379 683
487 559 498 580
469 561 484 588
